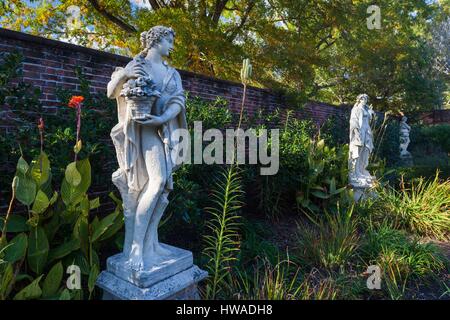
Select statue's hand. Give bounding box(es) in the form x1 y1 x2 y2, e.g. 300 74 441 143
135 115 165 126
124 63 147 79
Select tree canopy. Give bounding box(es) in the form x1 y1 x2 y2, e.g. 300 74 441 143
1 0 448 112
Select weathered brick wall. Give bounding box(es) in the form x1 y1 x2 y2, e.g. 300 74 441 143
0 27 346 132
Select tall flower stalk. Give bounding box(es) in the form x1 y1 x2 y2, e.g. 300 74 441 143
68 96 84 162
203 59 252 299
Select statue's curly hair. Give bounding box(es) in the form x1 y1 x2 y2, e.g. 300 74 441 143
139 26 175 58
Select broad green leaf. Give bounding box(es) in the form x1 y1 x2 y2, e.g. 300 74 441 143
4 233 27 263
42 262 63 298
15 174 37 206
30 152 50 186
16 157 29 175
13 275 43 300
98 210 124 242
61 159 91 206
32 190 50 214
47 238 80 264
65 162 81 187
0 215 29 233
90 211 119 243
27 226 49 275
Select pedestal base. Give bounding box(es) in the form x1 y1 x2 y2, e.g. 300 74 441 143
96 244 207 300
97 265 207 300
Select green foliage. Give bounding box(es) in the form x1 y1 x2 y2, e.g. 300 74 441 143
0 153 123 300
296 205 359 271
367 174 450 240
410 123 450 167
360 222 448 299
1 1 446 110
202 166 243 300
0 53 117 210
228 258 340 300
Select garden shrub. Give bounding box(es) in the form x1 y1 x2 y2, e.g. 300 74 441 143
360 222 448 299
295 205 359 271
0 153 123 300
367 174 450 240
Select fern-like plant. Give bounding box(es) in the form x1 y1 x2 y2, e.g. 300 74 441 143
202 165 243 299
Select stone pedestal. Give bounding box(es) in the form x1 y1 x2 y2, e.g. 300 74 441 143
96 244 207 300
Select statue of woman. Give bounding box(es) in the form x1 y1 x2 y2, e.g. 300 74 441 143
107 26 187 271
399 116 411 157
348 93 375 186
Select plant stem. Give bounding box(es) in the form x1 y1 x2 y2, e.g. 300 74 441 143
75 105 81 162
0 178 16 247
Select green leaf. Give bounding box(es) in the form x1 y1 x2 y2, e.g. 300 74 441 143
42 262 63 298
73 215 89 258
15 174 37 206
311 190 331 199
61 159 91 206
98 210 124 242
32 190 50 214
4 233 27 263
27 226 49 275
90 211 119 243
0 215 29 233
88 264 99 293
13 275 43 300
59 288 71 300
0 263 13 299
30 152 51 186
65 162 81 187
89 197 100 210
49 191 58 205
47 238 80 264
16 157 29 175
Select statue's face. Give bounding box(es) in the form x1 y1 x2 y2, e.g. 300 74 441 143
361 96 368 105
155 33 174 57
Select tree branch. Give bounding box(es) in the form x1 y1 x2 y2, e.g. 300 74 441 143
227 0 256 42
86 0 137 33
211 0 228 25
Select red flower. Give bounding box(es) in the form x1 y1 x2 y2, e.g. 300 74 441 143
68 96 84 109
37 117 44 131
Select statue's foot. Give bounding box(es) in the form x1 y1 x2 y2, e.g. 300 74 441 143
127 244 144 271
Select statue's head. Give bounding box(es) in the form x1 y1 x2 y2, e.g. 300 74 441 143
356 94 369 106
401 116 408 122
140 26 175 58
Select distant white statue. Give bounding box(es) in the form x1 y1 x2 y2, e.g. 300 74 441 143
348 94 376 189
399 116 412 158
107 26 187 271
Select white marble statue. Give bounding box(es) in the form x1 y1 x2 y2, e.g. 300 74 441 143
107 26 187 271
348 94 376 188
399 116 412 158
